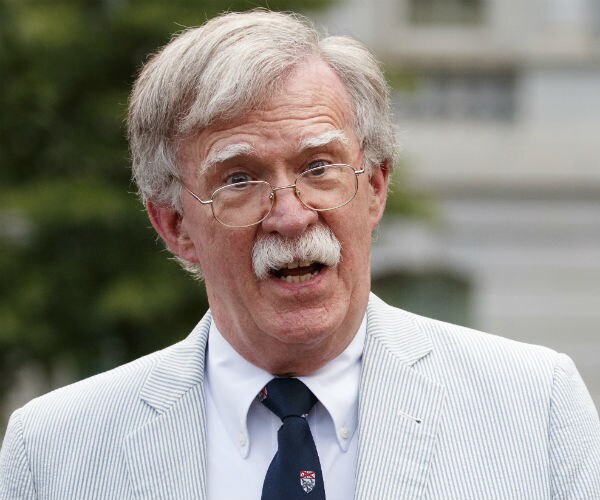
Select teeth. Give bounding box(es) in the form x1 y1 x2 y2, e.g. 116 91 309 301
280 270 319 283
283 260 313 270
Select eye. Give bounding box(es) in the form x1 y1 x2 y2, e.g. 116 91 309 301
304 159 331 177
225 172 253 185
307 159 330 170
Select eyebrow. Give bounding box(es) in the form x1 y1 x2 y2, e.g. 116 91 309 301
199 142 257 175
197 130 349 175
296 130 349 151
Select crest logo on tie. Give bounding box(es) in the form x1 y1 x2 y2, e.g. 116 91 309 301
299 470 316 493
258 387 268 402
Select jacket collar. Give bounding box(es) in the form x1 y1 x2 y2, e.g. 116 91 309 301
354 294 447 500
365 293 434 365
123 311 211 500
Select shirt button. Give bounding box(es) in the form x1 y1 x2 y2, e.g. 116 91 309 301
340 426 350 439
238 433 247 447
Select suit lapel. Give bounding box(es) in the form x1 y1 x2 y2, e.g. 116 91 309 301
355 295 447 500
123 312 212 500
121 296 445 499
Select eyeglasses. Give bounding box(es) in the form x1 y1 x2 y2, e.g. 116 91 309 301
182 163 365 228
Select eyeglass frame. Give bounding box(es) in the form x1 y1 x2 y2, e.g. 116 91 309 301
180 163 366 228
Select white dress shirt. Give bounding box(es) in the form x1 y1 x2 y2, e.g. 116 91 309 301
205 316 365 500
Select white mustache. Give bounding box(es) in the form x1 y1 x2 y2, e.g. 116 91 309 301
252 226 342 280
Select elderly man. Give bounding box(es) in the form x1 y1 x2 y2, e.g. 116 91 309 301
1 9 599 500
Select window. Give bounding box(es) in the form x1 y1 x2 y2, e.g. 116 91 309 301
392 70 516 122
409 0 485 25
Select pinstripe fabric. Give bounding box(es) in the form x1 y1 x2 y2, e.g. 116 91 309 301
356 294 600 499
1 294 599 499
0 312 211 500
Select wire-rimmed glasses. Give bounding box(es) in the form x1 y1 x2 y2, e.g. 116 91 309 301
182 163 365 228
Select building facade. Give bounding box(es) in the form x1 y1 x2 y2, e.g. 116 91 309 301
320 0 600 406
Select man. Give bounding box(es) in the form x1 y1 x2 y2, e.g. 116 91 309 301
1 9 599 500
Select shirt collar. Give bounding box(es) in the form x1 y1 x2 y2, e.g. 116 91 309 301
298 316 364 451
206 315 365 457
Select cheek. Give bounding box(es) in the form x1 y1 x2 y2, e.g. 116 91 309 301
197 227 256 281
351 184 380 232
333 211 372 263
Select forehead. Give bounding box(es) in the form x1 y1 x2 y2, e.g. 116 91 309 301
181 59 358 174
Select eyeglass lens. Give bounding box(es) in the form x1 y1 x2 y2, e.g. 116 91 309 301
211 164 358 227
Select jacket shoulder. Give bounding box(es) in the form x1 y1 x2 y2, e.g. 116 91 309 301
370 293 558 370
367 293 563 397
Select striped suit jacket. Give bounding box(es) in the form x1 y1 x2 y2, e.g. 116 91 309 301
1 293 599 499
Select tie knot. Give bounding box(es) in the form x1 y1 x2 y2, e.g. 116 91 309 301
258 378 317 421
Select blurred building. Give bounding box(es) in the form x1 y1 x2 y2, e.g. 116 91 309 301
319 0 600 406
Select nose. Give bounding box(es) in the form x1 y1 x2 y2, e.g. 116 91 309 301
260 184 318 237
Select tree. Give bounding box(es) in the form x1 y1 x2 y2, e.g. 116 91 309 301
0 0 332 423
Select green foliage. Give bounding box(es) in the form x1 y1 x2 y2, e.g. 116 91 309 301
0 0 332 405
385 163 434 220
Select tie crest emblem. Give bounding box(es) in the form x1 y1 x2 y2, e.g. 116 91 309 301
300 470 316 493
258 386 268 402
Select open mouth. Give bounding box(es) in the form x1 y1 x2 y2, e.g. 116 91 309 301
269 260 325 283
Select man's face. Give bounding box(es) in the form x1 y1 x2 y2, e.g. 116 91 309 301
157 58 388 375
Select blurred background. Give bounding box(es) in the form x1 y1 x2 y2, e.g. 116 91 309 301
1 0 599 434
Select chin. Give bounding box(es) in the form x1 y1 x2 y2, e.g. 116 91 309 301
272 323 332 346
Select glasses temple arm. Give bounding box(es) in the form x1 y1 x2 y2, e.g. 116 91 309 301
182 185 213 205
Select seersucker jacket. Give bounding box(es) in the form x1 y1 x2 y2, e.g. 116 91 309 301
1 293 599 499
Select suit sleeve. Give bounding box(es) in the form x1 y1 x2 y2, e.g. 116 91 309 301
0 410 37 500
549 353 600 499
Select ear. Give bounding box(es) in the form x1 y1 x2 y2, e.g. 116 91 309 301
368 161 390 229
146 201 199 263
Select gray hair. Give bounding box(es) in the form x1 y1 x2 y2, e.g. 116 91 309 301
128 9 395 211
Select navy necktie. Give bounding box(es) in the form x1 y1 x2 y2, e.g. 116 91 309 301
259 378 326 499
